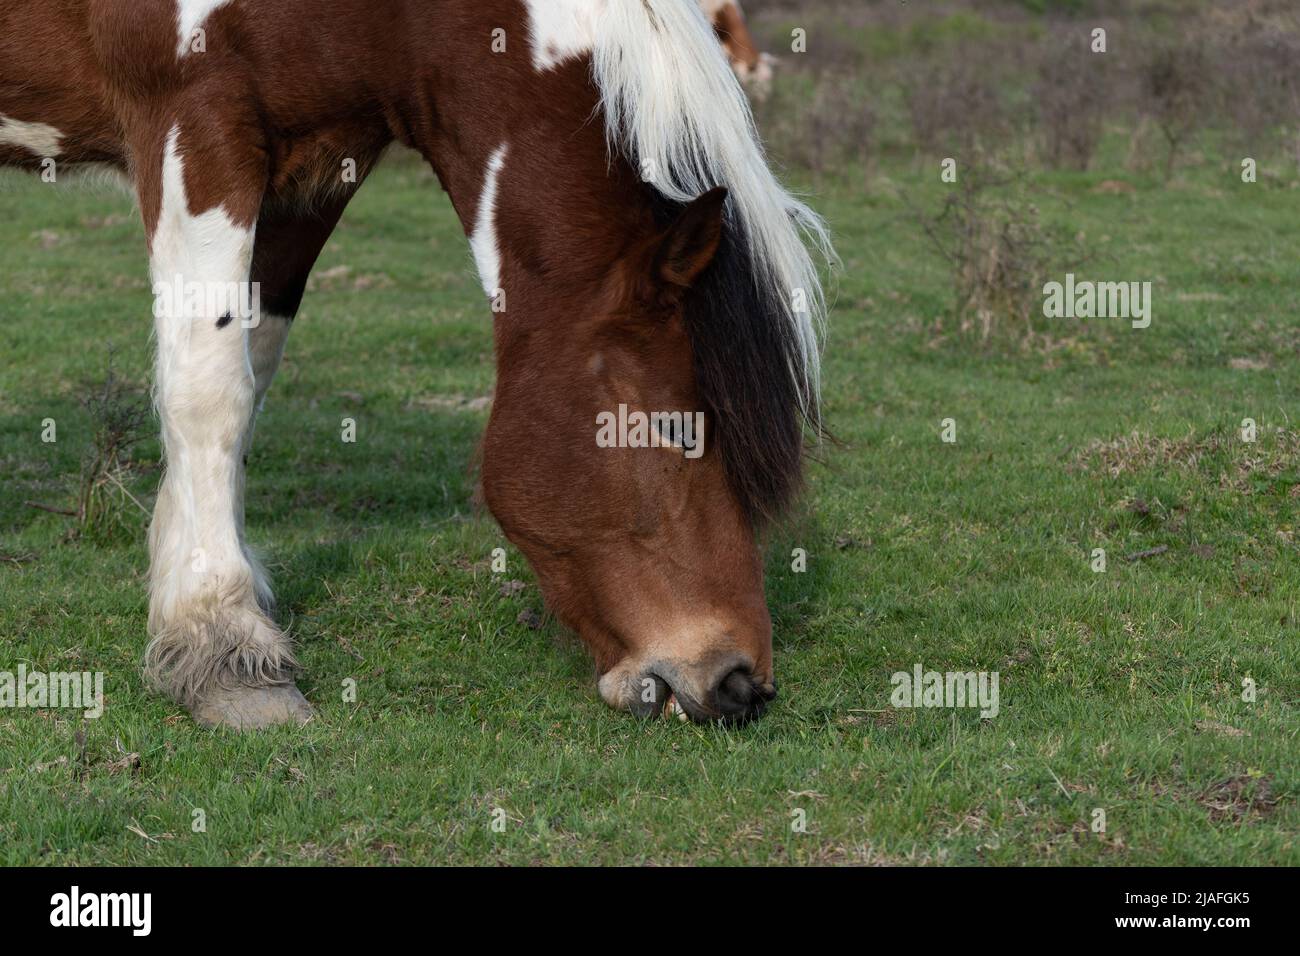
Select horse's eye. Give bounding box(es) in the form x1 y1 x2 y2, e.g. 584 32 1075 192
657 417 681 447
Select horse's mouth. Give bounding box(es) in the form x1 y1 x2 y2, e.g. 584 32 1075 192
662 690 690 722
652 670 708 721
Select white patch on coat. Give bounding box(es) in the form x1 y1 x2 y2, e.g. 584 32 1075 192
147 125 263 630
175 0 234 56
0 113 63 157
522 0 603 71
469 145 508 298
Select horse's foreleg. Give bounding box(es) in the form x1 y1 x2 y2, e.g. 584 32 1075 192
239 197 356 611
237 315 291 613
138 122 309 729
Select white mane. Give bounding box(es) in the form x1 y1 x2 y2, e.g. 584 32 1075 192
588 0 834 414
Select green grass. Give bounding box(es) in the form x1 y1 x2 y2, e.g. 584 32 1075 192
1 144 1297 865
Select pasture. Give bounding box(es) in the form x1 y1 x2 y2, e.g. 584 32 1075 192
2 0 1298 865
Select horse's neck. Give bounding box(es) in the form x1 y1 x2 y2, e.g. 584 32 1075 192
402 69 650 301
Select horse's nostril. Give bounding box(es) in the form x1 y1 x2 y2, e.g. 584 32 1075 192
712 667 770 722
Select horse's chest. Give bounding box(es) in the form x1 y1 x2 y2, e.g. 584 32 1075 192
263 122 390 206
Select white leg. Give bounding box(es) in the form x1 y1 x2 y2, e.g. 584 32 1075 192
142 127 307 728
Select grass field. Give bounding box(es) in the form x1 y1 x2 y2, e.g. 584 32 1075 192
3 6 1300 861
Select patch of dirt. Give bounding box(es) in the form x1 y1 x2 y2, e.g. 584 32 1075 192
306 264 394 291
1193 719 1248 738
390 584 429 606
1043 820 1129 855
80 213 130 229
18 736 139 780
295 842 344 864
405 394 492 413
367 840 402 865
102 748 141 776
1091 179 1135 194
28 756 69 774
838 708 899 728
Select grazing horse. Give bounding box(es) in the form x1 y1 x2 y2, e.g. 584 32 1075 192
0 0 830 728
700 0 775 98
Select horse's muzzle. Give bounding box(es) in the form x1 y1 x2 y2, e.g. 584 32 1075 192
654 660 776 724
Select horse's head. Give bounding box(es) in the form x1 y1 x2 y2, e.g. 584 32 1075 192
482 186 797 723
468 0 829 724
702 0 777 101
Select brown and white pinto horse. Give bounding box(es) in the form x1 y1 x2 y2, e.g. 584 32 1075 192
0 0 829 728
700 0 775 98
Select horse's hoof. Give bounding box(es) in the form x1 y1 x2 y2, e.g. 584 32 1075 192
190 684 313 730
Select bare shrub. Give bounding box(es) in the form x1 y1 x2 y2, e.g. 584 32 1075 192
1139 38 1212 178
754 70 875 175
916 166 1081 343
1034 36 1109 170
904 56 1006 158
76 361 152 542
26 356 153 543
1214 29 1300 161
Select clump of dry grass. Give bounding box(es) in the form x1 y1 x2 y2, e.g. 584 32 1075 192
1077 429 1230 478
1074 426 1300 493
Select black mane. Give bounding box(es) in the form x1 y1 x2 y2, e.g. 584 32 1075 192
665 197 818 527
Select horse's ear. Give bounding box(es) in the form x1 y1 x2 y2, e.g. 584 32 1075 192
653 187 728 290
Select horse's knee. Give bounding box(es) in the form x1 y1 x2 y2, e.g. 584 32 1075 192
155 346 255 447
